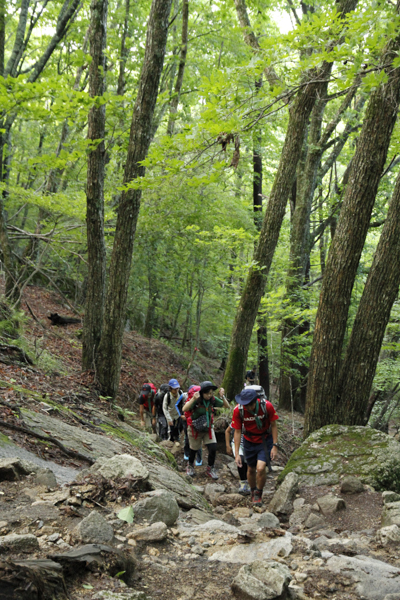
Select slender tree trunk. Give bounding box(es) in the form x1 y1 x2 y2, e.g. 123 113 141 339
117 0 131 97
166 0 189 136
96 0 173 398
335 169 400 423
144 269 158 338
82 0 108 371
304 32 400 437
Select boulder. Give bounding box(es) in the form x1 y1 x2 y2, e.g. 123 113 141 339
381 501 400 527
73 511 114 544
257 512 280 529
133 489 179 526
231 560 292 599
277 424 400 487
97 454 149 480
216 493 245 507
304 513 325 529
93 593 149 600
183 508 217 525
378 525 400 545
316 494 346 516
0 458 38 481
383 491 400 504
269 473 299 515
127 522 167 542
0 533 39 553
289 505 312 528
210 533 293 563
340 476 364 494
35 468 57 488
204 483 225 504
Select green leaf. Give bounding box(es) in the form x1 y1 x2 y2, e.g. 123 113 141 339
117 506 134 523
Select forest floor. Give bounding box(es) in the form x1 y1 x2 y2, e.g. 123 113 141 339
0 284 393 600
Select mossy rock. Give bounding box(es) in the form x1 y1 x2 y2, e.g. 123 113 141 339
278 424 400 487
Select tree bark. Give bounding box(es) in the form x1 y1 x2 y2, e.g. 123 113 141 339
335 169 400 423
222 0 358 401
304 31 400 437
166 0 189 136
117 0 131 96
82 0 108 371
96 0 173 398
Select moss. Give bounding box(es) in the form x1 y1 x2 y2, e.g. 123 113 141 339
0 432 12 445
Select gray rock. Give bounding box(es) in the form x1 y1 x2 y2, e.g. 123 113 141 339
74 511 114 544
231 560 292 599
145 462 209 511
98 454 149 480
196 519 240 534
289 505 312 528
269 472 299 515
381 501 400 527
210 533 293 563
133 490 179 526
278 424 400 487
35 468 57 488
326 554 400 600
228 462 240 479
0 457 38 481
293 498 305 510
378 525 400 545
257 512 280 529
383 491 400 504
204 483 225 504
183 508 217 525
304 513 325 529
0 533 39 553
129 522 167 542
47 532 60 543
93 592 150 600
340 476 364 494
316 494 346 516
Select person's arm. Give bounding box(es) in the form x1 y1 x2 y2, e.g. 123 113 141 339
140 404 145 426
270 421 278 460
162 394 173 426
217 387 229 409
225 425 233 455
234 428 242 467
183 391 200 412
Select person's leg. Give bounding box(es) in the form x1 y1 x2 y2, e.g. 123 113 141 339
238 462 247 480
186 428 201 476
183 421 190 459
256 460 267 492
195 447 203 466
207 443 217 466
247 464 256 489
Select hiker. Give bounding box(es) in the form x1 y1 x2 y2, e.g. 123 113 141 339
178 386 202 465
232 387 279 505
244 367 257 386
162 378 183 442
154 383 170 440
183 381 229 479
225 422 250 495
139 383 157 433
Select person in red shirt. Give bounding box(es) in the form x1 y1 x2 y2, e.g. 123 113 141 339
231 387 279 505
139 383 157 433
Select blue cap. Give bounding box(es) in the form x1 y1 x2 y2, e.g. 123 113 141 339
168 378 180 389
235 388 258 405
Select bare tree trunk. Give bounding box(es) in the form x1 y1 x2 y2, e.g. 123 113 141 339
117 0 131 96
82 0 108 371
166 0 189 136
335 169 400 423
304 30 400 437
96 0 173 398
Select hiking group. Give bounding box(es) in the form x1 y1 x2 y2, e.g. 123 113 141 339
138 374 279 504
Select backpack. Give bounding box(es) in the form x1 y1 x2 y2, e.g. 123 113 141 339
155 384 169 411
239 398 269 432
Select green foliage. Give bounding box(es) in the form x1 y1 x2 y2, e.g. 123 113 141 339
373 459 400 493
117 506 134 524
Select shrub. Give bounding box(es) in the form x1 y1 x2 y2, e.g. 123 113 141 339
373 458 400 493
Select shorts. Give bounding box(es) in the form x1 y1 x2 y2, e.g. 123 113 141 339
243 435 272 467
188 426 216 451
231 440 244 457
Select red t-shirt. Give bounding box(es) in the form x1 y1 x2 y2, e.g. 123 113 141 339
231 401 278 444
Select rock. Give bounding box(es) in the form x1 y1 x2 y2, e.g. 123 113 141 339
221 513 241 527
378 525 400 545
0 457 38 481
74 510 114 544
183 508 217 525
269 472 299 515
47 533 60 543
35 468 57 488
304 513 325 529
231 507 253 519
192 485 204 494
196 519 240 534
127 522 167 542
228 462 240 479
316 494 346 516
216 493 245 507
98 454 149 480
144 462 208 510
0 533 39 553
293 498 305 510
340 475 364 494
231 560 292 599
278 424 400 487
257 512 280 529
289 505 312 528
383 491 400 504
326 554 400 600
210 533 293 563
133 489 179 526
382 501 400 527
204 483 225 504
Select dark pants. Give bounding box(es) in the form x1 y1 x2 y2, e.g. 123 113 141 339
169 418 181 442
189 443 216 467
157 415 168 440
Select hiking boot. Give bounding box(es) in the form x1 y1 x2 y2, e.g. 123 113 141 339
206 466 219 480
238 480 251 496
252 488 263 506
195 458 203 466
186 464 195 477
184 454 189 461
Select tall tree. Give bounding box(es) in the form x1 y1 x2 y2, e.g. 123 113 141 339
304 25 400 437
96 0 173 398
82 0 108 370
223 0 358 401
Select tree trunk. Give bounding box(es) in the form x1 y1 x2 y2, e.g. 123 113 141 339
335 169 400 423
144 270 158 338
82 0 108 371
117 0 131 97
304 32 400 437
96 0 173 398
166 0 189 136
257 324 270 396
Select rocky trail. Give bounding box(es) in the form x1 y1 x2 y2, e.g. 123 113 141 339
1 286 400 599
